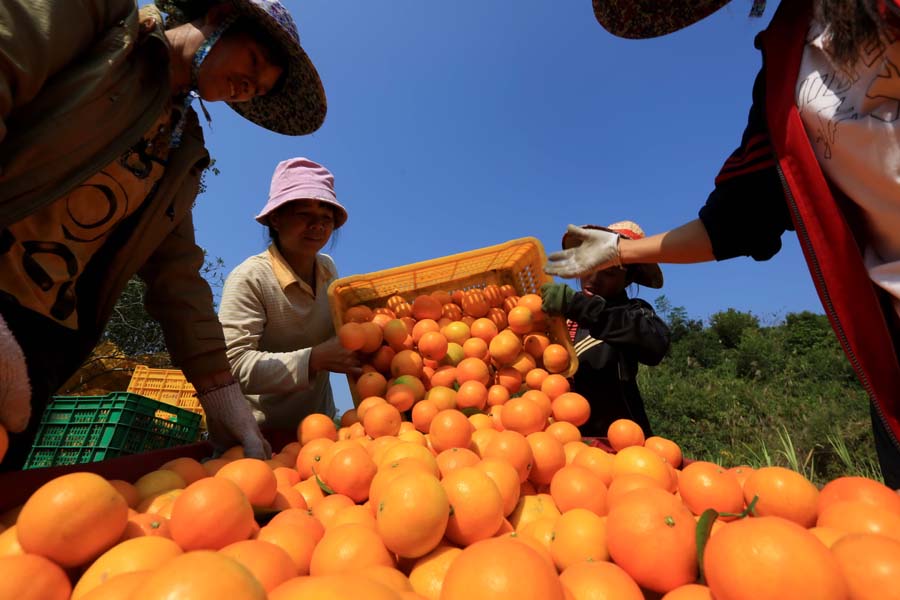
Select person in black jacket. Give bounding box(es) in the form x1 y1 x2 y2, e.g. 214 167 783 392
541 221 671 438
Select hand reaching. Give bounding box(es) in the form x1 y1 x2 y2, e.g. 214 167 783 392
310 336 363 377
198 382 272 460
544 224 622 279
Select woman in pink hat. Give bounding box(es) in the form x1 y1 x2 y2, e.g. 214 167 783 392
0 0 330 468
548 0 900 485
542 221 671 438
218 158 360 437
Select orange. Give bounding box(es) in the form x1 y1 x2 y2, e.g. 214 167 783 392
546 421 582 445
486 384 510 406
0 553 71 600
219 539 297 593
606 487 697 594
216 458 278 507
256 523 318 574
549 508 609 570
269 575 402 600
521 389 553 420
612 445 674 491
456 357 492 386
364 402 403 438
508 493 561 531
426 385 457 410
818 475 900 517
482 284 505 308
379 442 441 476
169 477 255 551
412 319 441 344
488 331 522 366
816 500 900 541
468 412 494 431
644 436 683 468
442 466 505 546
384 319 411 350
121 513 171 540
202 457 230 476
462 290 490 318
372 346 397 374
742 466 819 528
551 392 590 426
376 471 450 558
831 533 900 600
108 479 140 509
273 466 301 489
606 473 667 510
131 550 266 600
413 295 444 321
523 332 551 359
71 536 182 600
270 485 308 510
16 472 129 567
359 565 415 593
357 372 389 400
483 430 534 483
607 418 645 451
436 447 480 478
572 446 615 486
489 404 504 431
678 461 744 519
541 344 570 374
540 373 570 399
550 464 608 515
704 516 849 600
338 322 367 351
292 477 326 509
507 306 534 335
312 494 356 528
369 461 433 519
476 458 522 516
78 572 151 600
295 437 334 479
462 337 490 361
323 445 377 503
487 307 508 330
134 469 186 502
309 523 395 575
524 366 549 390
418 331 449 361
344 305 374 323
559 560 643 600
408 543 462 599
298 413 339 446
808 526 848 548
510 351 538 377
500 397 546 436
330 503 378 529
428 409 473 453
660 584 714 600
441 537 564 600
392 350 425 378
456 380 488 410
384 384 415 412
526 431 566 485
562 440 587 465
359 321 385 353
494 366 522 394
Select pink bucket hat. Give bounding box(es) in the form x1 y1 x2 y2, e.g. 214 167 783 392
255 157 348 227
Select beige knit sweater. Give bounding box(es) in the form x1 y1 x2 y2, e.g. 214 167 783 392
218 245 338 429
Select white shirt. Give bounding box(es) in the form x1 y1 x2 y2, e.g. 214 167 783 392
796 20 900 316
219 245 338 429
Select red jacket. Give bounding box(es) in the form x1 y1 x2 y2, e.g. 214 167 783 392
762 0 900 446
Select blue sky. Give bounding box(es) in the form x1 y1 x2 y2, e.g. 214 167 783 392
181 1 821 413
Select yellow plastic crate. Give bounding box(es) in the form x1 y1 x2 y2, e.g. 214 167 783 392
127 365 206 429
327 237 579 407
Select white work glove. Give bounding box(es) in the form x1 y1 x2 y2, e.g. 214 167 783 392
0 314 32 433
544 224 622 279
198 382 271 460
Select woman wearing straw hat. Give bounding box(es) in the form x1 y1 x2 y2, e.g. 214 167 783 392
218 158 361 438
0 0 328 468
541 221 671 438
548 0 900 485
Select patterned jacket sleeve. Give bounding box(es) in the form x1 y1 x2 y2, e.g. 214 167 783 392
698 66 795 261
565 293 671 366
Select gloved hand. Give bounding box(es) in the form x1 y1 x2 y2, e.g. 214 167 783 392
198 382 271 460
544 224 622 279
0 314 32 433
541 283 575 316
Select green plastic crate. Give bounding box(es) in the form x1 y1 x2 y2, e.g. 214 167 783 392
23 392 202 470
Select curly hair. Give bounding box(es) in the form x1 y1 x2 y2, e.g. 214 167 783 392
816 0 898 65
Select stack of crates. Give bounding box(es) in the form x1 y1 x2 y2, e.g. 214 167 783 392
327 237 579 407
24 392 202 469
127 365 206 429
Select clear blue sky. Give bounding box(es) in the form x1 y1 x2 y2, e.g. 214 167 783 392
181 1 821 413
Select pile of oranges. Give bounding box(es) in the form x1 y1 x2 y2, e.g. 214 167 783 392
1 288 899 598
